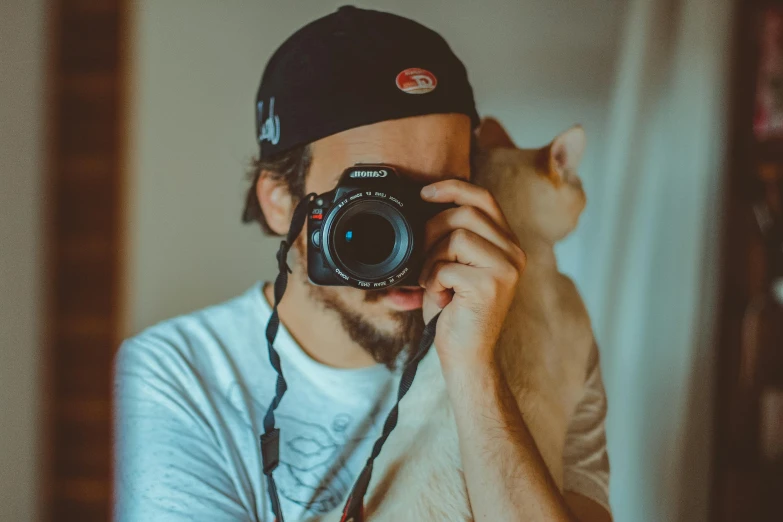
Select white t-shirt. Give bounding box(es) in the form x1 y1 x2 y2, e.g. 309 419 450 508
114 282 610 521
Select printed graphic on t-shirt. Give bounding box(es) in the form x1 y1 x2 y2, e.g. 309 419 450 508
227 383 383 516
275 413 359 513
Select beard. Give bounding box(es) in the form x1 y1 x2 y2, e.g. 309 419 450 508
294 240 425 369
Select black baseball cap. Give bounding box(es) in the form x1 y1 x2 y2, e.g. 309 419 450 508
255 5 480 159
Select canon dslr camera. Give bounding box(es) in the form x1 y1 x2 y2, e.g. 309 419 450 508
307 164 449 289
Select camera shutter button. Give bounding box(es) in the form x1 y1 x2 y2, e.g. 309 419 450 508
311 229 322 249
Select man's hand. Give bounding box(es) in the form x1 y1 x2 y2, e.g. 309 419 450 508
418 179 583 522
419 179 526 369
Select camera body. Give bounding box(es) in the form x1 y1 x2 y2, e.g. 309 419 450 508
307 164 448 290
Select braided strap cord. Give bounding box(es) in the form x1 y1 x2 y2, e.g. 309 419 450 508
260 193 316 522
340 312 441 522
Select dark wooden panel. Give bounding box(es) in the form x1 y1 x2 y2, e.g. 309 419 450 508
44 0 127 521
712 1 783 521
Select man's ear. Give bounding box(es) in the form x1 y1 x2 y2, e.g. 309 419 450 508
541 125 586 185
256 172 295 235
477 117 516 151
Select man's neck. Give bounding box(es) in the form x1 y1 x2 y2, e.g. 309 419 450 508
263 278 379 369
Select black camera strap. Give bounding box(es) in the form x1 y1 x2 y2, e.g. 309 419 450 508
260 193 440 522
260 192 316 522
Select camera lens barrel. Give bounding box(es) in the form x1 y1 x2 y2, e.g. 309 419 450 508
325 195 412 284
321 191 416 289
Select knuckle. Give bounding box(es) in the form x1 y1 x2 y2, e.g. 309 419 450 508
512 244 527 269
461 205 483 223
477 186 497 204
507 264 521 285
427 261 446 282
473 184 490 197
441 207 460 228
497 261 519 287
450 228 471 248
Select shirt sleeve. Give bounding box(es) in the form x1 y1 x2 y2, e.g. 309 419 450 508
562 341 612 514
113 337 253 522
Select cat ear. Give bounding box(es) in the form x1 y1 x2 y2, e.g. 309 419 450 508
477 117 516 150
542 125 586 184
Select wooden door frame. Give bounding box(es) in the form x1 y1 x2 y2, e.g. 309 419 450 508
43 0 128 520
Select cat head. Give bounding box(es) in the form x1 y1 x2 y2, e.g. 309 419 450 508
474 117 587 244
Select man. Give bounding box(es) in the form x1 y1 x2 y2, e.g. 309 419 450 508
115 6 611 522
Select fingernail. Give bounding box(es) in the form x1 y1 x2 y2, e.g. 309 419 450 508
421 185 436 198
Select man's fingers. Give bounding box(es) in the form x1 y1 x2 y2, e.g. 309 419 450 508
421 179 512 235
421 261 472 308
425 205 524 262
418 228 520 287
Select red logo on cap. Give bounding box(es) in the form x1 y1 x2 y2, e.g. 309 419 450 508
396 68 437 94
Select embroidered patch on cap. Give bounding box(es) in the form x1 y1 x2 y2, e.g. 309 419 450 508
257 96 281 145
395 68 437 94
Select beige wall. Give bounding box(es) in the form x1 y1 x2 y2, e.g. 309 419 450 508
0 1 46 520
126 0 624 334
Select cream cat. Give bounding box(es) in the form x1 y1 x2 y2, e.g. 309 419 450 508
321 118 596 521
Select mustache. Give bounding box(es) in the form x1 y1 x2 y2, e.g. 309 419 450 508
363 286 421 303
363 289 388 303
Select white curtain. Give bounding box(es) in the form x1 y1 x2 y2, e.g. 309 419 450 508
570 0 733 520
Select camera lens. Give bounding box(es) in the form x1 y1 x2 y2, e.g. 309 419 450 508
325 199 412 283
338 213 396 265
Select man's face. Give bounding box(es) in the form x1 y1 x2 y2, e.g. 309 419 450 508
295 113 472 367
